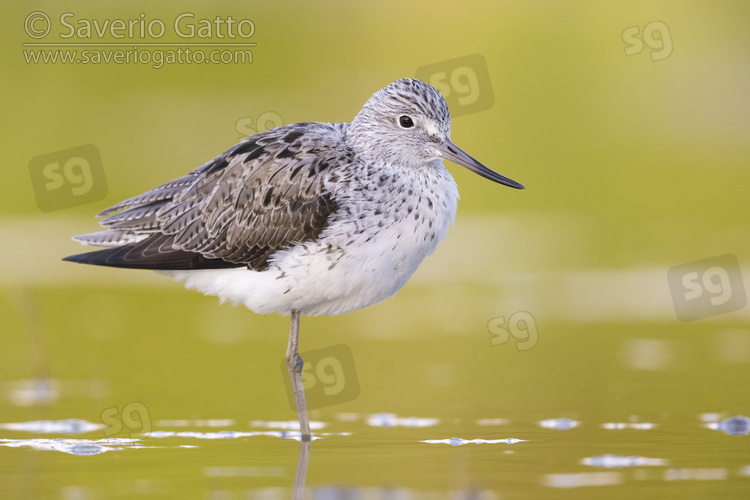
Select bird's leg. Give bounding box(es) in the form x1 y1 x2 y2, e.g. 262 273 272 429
286 310 311 441
292 437 311 499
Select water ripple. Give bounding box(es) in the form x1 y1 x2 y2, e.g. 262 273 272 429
582 454 669 467
476 418 511 426
545 472 623 488
0 419 104 434
601 422 656 430
249 420 326 430
148 429 348 442
0 438 139 455
539 418 580 430
367 413 439 427
421 437 526 446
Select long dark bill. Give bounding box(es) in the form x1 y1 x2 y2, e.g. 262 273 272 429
438 140 524 189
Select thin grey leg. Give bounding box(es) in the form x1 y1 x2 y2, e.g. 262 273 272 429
286 310 311 441
292 438 311 499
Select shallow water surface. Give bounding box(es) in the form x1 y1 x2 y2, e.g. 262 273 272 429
1 287 749 498
1 409 749 498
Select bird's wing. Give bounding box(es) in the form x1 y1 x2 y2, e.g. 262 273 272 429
64 123 345 271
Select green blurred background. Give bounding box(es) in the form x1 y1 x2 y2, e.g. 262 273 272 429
1 1 749 497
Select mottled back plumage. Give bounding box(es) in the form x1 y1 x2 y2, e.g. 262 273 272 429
67 123 348 270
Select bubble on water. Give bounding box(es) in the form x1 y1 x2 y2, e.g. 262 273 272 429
539 418 579 430
716 415 750 435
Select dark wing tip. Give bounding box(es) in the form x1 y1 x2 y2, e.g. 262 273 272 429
62 248 128 267
62 242 245 271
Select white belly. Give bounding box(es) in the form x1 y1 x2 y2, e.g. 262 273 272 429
164 164 459 316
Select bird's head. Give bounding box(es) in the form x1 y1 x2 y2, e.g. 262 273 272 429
349 78 523 189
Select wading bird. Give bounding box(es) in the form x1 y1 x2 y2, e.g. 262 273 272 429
64 78 524 441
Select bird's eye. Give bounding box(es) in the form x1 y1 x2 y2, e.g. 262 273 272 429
398 115 415 128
